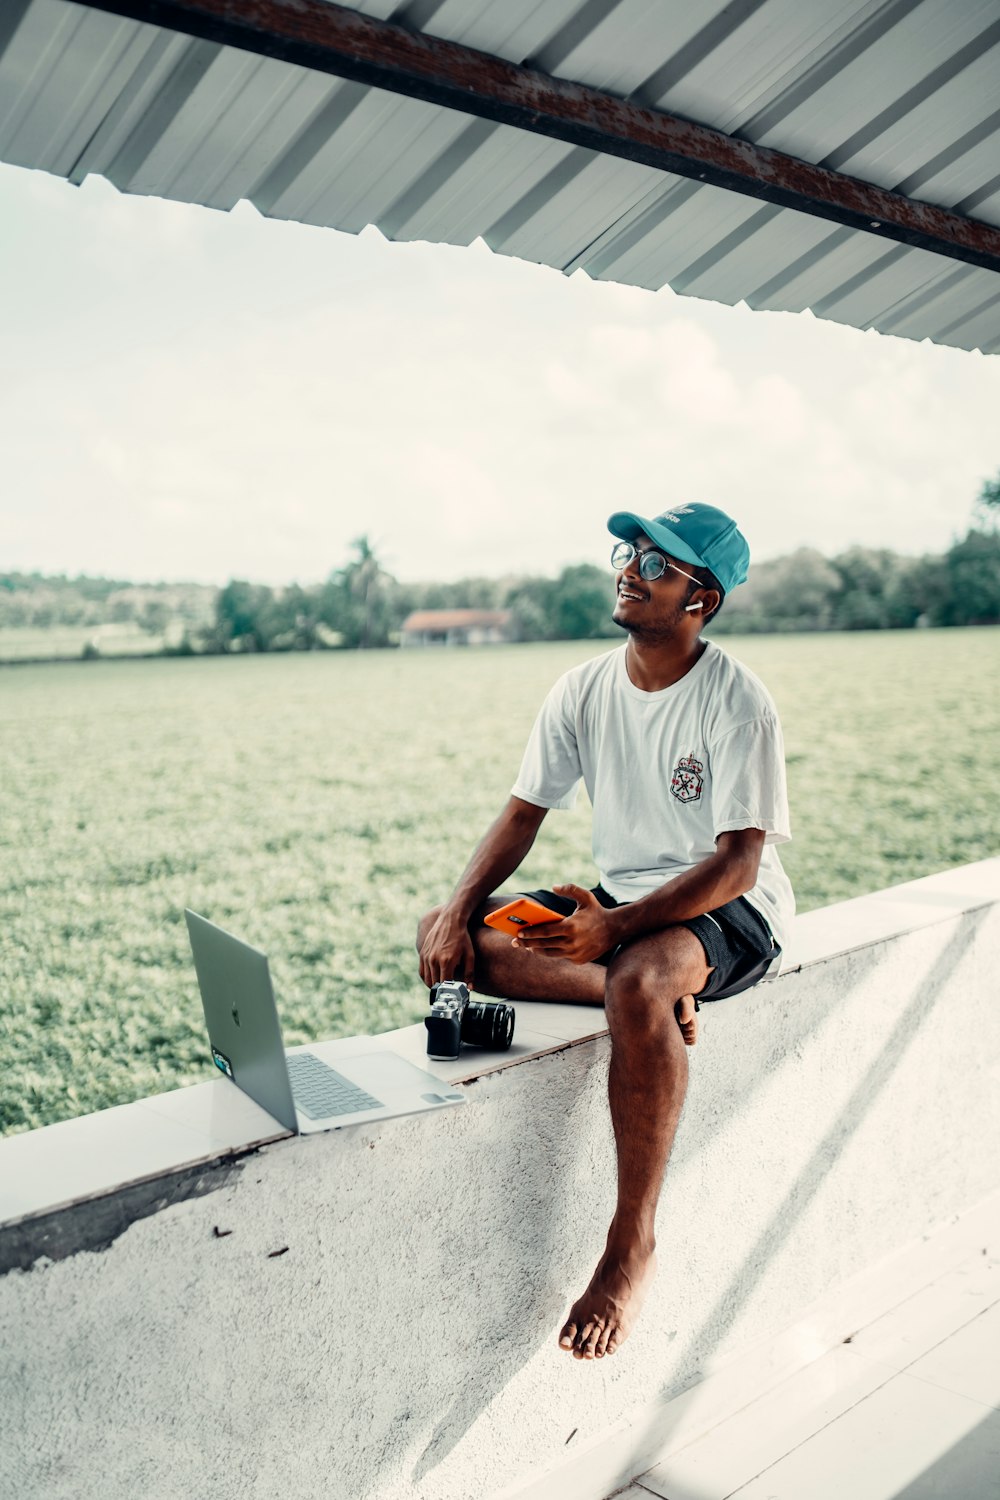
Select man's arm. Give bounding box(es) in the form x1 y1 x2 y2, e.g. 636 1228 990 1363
514 828 766 964
418 795 549 988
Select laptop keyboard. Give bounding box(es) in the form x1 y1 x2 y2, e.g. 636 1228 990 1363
287 1051 383 1120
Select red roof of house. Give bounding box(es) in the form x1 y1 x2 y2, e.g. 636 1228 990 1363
402 609 511 632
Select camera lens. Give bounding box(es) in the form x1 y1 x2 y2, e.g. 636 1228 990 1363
460 1000 515 1051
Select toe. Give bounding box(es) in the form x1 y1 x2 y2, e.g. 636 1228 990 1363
558 1320 578 1350
572 1318 596 1359
581 1321 604 1360
675 994 698 1045
594 1321 615 1358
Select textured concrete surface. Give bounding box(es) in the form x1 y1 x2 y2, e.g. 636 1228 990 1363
1 881 999 1500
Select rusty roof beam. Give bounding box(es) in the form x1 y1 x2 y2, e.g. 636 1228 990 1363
81 0 1000 277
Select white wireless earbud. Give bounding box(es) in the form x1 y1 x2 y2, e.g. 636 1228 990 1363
684 601 704 612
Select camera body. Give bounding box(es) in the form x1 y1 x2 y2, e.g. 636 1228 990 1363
425 981 515 1061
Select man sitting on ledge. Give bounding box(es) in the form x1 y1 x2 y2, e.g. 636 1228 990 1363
417 503 794 1361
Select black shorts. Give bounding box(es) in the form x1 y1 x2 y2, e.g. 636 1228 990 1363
590 885 780 1002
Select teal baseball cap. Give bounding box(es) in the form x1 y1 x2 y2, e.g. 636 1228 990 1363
608 502 750 594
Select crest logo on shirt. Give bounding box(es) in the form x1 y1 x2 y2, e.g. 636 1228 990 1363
671 753 704 804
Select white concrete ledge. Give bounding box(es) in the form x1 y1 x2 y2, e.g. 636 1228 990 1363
3 858 997 1237
1 859 999 1500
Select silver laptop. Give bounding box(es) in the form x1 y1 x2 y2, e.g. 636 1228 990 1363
185 910 465 1134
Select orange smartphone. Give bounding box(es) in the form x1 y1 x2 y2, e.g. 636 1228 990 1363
483 889 576 936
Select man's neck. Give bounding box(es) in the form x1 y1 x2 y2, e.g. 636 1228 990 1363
624 633 707 692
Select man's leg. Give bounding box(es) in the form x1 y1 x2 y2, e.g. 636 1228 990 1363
416 900 607 1005
558 927 712 1360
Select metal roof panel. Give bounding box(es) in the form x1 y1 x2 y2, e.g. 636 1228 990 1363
2 0 999 350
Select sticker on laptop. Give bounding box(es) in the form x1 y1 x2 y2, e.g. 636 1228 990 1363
212 1047 234 1079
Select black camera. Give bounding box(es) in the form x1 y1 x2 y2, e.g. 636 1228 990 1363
424 981 515 1061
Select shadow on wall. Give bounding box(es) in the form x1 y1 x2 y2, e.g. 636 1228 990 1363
642 908 987 1451
405 1046 609 1487
400 908 987 1498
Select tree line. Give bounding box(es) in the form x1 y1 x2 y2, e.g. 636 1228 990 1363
0 574 214 634
200 543 632 652
721 475 1000 635
203 475 1000 649
4 478 998 655
202 528 1000 653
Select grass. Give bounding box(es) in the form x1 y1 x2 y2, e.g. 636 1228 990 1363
0 625 160 660
2 629 997 1135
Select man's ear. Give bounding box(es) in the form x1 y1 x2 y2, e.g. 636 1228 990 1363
685 589 720 616
699 588 722 619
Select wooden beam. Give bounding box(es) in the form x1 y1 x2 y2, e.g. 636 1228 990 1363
82 0 1000 277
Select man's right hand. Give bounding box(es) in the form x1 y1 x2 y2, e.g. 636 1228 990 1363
418 906 476 990
415 797 548 991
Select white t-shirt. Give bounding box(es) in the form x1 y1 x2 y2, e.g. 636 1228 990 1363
511 641 794 956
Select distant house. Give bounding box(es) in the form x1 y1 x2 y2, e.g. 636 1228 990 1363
400 609 513 647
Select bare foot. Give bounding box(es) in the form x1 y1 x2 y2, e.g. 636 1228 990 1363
558 1245 658 1360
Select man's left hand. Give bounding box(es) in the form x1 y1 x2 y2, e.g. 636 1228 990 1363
511 883 615 965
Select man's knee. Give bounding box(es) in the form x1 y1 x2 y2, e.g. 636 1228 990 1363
605 961 675 1037
604 935 707 1037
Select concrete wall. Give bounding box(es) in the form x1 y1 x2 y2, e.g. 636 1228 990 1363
2 861 999 1500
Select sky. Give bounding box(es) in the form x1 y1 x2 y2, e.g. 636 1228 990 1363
2 160 999 587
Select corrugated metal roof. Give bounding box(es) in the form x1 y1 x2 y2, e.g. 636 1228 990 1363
2 0 999 351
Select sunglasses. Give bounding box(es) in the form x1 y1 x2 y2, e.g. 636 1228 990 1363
610 541 701 586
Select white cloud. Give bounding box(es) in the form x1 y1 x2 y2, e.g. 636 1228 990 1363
1 163 998 585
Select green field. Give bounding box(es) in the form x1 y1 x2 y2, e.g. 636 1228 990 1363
2 629 998 1136
0 624 162 661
